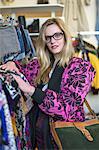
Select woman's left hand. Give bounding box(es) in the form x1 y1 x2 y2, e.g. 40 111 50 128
12 74 35 95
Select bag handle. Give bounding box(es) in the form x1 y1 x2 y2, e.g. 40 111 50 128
49 118 63 150
72 98 98 141
73 98 97 141
50 98 98 147
84 98 97 118
73 122 93 141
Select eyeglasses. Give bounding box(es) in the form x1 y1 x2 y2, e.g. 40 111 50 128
45 32 64 43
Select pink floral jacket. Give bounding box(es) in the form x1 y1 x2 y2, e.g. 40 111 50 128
15 57 95 122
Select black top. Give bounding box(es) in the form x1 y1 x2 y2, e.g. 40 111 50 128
29 64 64 149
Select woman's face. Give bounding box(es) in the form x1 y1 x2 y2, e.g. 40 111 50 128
45 24 65 56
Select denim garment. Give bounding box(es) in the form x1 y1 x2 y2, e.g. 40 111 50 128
14 27 26 60
2 52 19 63
19 25 36 57
20 25 30 55
24 29 36 57
16 27 25 53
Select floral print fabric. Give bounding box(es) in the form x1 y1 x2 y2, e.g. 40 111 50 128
15 57 95 122
15 58 40 86
0 73 32 149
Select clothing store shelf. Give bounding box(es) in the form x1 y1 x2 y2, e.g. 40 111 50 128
0 4 64 18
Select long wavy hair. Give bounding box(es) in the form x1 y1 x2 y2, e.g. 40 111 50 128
36 18 74 84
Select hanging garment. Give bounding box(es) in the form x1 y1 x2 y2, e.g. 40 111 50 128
88 52 99 90
19 25 36 57
73 36 99 90
2 25 36 63
63 0 89 36
84 0 91 5
0 81 17 150
95 0 99 46
0 25 21 58
0 72 33 150
18 16 26 29
23 29 36 57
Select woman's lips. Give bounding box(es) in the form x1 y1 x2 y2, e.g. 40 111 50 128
51 45 58 49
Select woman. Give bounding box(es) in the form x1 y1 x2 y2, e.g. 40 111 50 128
0 18 95 149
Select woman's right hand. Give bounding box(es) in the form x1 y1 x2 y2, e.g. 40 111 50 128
0 61 20 74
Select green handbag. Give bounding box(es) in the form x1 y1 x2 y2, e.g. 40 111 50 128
50 99 99 150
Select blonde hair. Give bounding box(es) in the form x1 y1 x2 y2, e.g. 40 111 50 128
36 18 74 84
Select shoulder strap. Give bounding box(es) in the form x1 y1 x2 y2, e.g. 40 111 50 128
84 98 96 117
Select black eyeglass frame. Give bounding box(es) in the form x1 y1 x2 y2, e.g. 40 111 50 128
45 32 64 43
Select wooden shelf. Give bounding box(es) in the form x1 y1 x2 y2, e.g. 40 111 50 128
0 4 64 18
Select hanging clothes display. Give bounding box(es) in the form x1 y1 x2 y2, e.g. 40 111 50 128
73 34 99 94
0 17 36 63
0 70 34 150
0 16 36 149
0 79 17 150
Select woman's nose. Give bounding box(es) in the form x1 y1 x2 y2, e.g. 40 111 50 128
50 37 56 43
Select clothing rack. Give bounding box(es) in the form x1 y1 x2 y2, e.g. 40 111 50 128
0 18 36 63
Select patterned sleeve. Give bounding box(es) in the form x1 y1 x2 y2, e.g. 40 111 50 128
15 58 40 86
34 57 95 121
61 57 96 101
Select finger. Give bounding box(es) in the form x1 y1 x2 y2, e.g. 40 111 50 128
0 74 3 78
12 74 20 81
12 74 24 85
14 68 21 74
0 64 6 69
